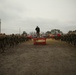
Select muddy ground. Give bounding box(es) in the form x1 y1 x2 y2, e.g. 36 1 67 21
0 39 76 75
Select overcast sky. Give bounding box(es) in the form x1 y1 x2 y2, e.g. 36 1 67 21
0 0 76 34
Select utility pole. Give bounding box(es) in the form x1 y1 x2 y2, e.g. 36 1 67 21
0 19 1 33
19 28 21 35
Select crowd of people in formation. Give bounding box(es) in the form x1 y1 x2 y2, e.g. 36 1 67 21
61 33 76 46
61 30 76 46
47 29 76 46
0 29 76 53
0 33 30 53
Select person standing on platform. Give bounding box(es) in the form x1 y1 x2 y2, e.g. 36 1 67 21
35 26 40 38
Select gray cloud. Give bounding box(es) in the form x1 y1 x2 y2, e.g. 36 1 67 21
0 0 76 34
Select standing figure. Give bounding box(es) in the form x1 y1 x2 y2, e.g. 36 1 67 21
35 26 40 38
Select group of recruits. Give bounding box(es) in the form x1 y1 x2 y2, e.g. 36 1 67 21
0 26 40 53
0 34 30 53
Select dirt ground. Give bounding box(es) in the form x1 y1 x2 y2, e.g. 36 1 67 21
0 39 76 75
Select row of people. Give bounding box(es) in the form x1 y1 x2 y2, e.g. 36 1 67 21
61 34 76 46
0 34 30 53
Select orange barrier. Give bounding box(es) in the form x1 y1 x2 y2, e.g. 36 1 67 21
33 38 46 45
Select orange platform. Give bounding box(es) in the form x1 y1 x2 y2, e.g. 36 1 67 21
33 38 46 45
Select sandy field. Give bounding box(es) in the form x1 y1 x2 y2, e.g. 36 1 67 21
0 39 76 75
